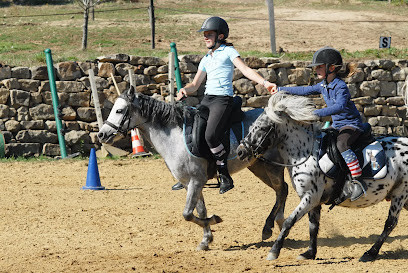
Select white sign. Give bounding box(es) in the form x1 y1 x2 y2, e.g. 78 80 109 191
379 36 391 48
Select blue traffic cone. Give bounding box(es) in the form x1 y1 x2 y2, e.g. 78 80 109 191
82 148 105 190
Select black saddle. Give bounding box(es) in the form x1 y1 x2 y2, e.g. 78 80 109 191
317 123 387 205
183 96 245 160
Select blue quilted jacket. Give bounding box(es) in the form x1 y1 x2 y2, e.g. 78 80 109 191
278 77 363 131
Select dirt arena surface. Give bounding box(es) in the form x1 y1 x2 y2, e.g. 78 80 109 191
1 158 408 272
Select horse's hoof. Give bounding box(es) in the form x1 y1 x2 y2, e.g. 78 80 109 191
197 243 209 251
262 227 272 241
212 215 223 224
359 252 376 262
266 252 278 260
297 249 316 260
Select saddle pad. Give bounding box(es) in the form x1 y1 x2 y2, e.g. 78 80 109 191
183 121 244 159
318 140 387 180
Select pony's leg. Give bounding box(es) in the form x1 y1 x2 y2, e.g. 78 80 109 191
183 181 222 249
360 191 408 262
195 192 214 250
297 205 321 260
248 161 287 241
267 192 318 260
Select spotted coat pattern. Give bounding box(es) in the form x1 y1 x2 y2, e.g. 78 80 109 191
237 93 408 262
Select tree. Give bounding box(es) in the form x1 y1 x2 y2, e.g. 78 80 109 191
76 0 101 50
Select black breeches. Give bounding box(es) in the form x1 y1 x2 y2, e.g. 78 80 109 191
336 126 362 153
200 95 233 149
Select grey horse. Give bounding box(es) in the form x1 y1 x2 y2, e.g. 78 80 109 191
237 92 408 262
97 87 287 250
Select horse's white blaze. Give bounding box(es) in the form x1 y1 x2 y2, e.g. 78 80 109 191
106 97 128 128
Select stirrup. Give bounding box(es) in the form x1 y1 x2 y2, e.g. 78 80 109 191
350 178 367 201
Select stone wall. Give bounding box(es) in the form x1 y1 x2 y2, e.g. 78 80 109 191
0 54 407 157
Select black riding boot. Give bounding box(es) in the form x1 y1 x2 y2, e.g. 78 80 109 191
217 163 234 194
211 144 234 194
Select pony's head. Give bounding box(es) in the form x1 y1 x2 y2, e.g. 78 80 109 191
237 112 276 161
98 86 144 144
237 92 318 161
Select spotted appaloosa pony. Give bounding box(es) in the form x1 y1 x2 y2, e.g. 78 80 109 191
97 86 288 250
237 92 408 262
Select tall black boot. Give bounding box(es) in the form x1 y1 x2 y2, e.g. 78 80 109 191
217 164 234 194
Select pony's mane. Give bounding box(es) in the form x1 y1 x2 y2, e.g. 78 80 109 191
135 93 184 127
265 92 318 124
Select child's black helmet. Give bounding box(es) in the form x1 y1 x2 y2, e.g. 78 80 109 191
308 46 343 68
198 16 229 40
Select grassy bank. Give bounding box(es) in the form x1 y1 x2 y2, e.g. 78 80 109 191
0 0 407 67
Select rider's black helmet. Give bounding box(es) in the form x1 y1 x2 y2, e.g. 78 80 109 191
197 16 229 40
308 46 343 68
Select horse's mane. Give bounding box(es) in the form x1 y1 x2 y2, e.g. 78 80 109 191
135 93 184 127
265 92 319 124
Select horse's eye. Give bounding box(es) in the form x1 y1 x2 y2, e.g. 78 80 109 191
116 109 123 114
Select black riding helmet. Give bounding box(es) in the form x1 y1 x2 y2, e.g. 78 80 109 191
308 46 343 81
198 16 229 48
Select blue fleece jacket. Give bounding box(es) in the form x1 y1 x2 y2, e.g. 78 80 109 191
278 77 363 131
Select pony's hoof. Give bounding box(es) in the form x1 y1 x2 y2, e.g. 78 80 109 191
266 252 278 260
212 215 223 224
197 243 209 251
297 249 316 260
359 251 376 262
262 227 272 241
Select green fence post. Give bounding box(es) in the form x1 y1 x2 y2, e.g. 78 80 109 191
170 42 183 91
44 48 67 159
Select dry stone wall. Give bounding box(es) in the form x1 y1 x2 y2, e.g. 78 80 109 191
0 54 407 157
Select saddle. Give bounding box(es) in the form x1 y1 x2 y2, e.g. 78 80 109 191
317 123 388 205
183 96 245 161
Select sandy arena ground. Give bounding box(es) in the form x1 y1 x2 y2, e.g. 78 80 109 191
1 158 408 272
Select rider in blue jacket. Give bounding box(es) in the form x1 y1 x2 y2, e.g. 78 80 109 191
270 46 367 201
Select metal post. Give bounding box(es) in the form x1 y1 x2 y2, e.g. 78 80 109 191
170 42 182 91
266 0 277 54
44 48 67 159
149 0 155 49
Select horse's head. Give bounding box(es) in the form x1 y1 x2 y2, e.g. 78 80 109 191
237 112 276 161
98 86 145 144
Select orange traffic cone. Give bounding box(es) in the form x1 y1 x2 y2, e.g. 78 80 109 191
131 129 151 157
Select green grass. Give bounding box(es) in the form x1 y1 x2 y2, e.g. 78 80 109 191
0 0 407 67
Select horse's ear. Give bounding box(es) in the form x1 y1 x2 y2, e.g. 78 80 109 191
128 85 135 96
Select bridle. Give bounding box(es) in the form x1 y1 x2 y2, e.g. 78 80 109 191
103 95 147 137
241 122 315 167
240 123 277 159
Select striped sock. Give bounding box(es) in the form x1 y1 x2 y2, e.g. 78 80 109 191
341 149 362 178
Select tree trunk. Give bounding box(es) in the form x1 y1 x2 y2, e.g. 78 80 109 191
82 7 89 50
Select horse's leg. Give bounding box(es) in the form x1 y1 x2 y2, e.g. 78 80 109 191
298 205 321 260
183 180 222 249
195 192 214 250
248 161 287 241
267 192 318 260
360 190 408 262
